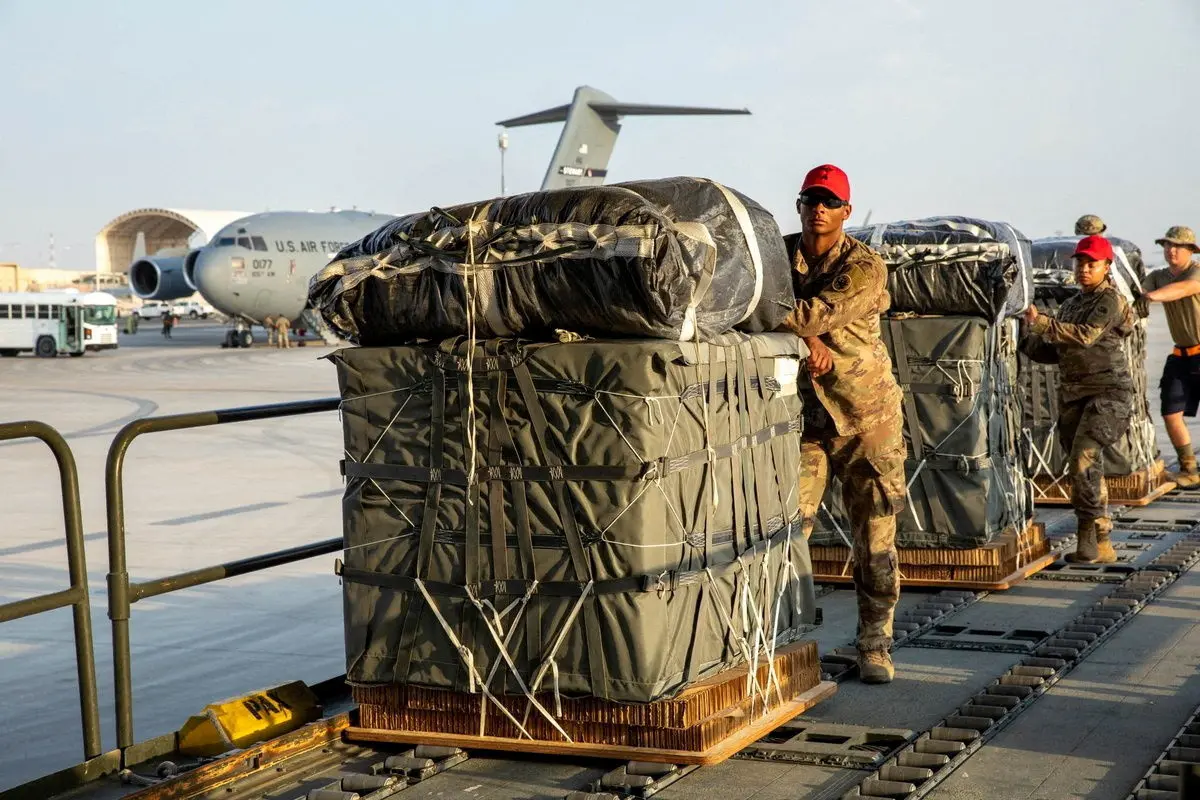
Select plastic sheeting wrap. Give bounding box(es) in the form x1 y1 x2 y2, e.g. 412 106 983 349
309 178 795 345
1020 237 1157 485
1030 235 1146 299
811 316 1031 549
847 217 1033 320
332 333 818 704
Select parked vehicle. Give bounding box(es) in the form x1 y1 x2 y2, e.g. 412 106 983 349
0 291 119 357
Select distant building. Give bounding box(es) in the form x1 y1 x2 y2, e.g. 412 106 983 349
0 263 129 294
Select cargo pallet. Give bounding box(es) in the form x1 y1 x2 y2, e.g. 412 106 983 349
811 522 1052 591
1032 459 1176 508
347 640 836 766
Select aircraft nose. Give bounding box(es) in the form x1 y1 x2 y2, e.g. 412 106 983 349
192 250 239 317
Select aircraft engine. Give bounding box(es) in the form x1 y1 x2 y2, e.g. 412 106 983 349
128 255 193 300
182 249 202 291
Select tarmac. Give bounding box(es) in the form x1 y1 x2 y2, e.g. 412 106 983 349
1 313 1200 799
0 322 346 789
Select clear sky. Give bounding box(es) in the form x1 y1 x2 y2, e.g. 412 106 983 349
1 0 1197 269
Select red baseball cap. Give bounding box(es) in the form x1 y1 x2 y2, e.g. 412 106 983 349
1073 235 1114 262
800 164 851 202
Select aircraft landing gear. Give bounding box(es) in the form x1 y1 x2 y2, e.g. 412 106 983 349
221 328 254 349
223 321 255 350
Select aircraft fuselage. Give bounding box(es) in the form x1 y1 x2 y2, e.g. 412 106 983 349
189 210 395 324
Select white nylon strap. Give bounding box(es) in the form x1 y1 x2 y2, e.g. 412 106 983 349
465 585 573 742
707 181 765 325
870 223 887 249
524 581 594 729
412 578 535 739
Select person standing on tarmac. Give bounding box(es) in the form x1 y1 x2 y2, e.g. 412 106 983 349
777 164 905 685
1075 214 1107 236
275 315 291 349
264 314 278 348
1020 236 1135 563
1142 226 1200 488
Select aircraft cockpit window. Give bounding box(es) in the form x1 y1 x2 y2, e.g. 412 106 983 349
237 237 252 249
251 236 268 251
217 237 235 247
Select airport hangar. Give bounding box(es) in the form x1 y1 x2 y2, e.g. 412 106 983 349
93 207 252 278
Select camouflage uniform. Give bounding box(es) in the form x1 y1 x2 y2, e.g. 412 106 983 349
1021 278 1134 526
264 315 278 347
778 233 906 653
275 316 291 349
1074 215 1107 236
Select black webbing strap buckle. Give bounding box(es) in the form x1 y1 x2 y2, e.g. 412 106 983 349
640 570 677 597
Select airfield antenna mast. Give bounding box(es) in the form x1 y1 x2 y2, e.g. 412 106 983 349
498 130 509 196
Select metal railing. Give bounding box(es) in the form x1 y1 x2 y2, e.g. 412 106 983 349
104 397 342 750
0 421 102 761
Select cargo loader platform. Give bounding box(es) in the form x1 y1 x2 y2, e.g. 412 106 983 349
10 504 1200 800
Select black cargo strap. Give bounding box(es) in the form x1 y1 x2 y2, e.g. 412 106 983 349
392 365 448 683
908 454 993 473
429 349 528 374
899 382 980 398
338 520 802 600
415 367 447 577
485 342 510 583
887 319 953 534
508 359 610 698
341 417 801 486
343 461 651 484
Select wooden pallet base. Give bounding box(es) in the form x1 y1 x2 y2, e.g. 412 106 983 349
353 641 819 732
814 551 1056 591
1034 460 1175 508
813 522 1051 590
345 680 837 766
1034 480 1177 508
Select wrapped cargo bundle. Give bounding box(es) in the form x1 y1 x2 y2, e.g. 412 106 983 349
847 217 1033 319
1020 237 1159 500
331 333 817 707
811 316 1031 549
310 178 795 345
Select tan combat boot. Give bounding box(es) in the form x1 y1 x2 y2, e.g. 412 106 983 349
1093 517 1117 564
858 650 894 684
1065 518 1099 563
1173 450 1200 489
1175 467 1200 490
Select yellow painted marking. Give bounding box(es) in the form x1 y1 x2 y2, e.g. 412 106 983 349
177 680 321 757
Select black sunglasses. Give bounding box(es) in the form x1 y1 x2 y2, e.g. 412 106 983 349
798 193 849 210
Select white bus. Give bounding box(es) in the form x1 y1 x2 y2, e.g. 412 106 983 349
0 291 120 358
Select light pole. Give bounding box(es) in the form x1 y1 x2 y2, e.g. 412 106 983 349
498 130 509 196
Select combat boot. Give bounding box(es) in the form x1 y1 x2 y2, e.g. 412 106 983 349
1065 518 1099 563
1172 448 1199 489
858 649 894 684
1093 517 1117 564
1174 467 1200 490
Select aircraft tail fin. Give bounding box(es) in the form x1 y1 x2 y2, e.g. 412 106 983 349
495 86 751 192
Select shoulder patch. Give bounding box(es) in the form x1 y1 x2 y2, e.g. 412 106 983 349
832 273 852 292
1096 293 1119 317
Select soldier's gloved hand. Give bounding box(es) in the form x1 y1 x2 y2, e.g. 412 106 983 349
804 336 833 377
1134 295 1150 319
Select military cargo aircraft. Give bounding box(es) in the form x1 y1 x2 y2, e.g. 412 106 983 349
178 86 750 347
